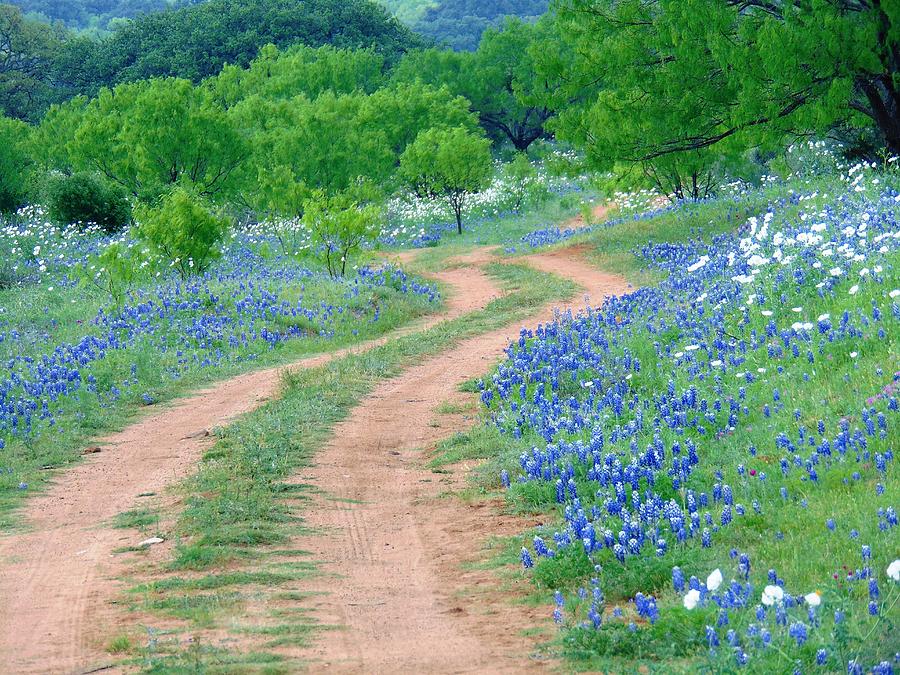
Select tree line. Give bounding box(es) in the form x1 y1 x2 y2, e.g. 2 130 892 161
3 0 898 233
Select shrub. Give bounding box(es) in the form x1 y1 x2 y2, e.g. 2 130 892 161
303 189 382 277
135 187 230 279
0 116 31 215
46 172 131 232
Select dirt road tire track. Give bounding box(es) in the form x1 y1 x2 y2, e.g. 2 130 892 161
277 247 628 672
0 267 500 675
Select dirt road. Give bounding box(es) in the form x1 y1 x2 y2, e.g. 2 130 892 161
273 247 628 672
0 243 627 674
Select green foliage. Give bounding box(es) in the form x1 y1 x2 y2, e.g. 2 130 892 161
45 171 131 231
504 152 545 211
547 0 900 194
75 241 143 308
0 4 65 121
135 187 230 279
6 0 169 31
303 188 383 277
394 18 555 151
0 115 32 213
66 77 244 201
71 0 420 94
208 43 386 109
399 125 492 233
413 0 548 51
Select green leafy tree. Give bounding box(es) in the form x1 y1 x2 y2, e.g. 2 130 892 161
31 95 88 173
303 188 382 277
0 4 64 121
135 187 231 279
413 0 549 51
253 164 313 256
208 43 386 109
547 0 900 196
505 152 544 211
359 82 479 158
232 90 393 203
69 0 420 95
0 114 31 213
393 19 556 151
68 78 245 201
399 126 493 234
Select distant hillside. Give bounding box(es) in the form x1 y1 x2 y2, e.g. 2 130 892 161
379 0 549 51
376 0 435 25
6 0 175 30
59 0 421 95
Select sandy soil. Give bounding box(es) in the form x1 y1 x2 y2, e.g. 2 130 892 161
277 247 628 673
0 227 628 674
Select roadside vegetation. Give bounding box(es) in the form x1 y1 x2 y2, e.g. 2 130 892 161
1 0 898 672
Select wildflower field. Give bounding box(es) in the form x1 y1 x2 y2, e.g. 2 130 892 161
0 212 439 522
474 162 900 672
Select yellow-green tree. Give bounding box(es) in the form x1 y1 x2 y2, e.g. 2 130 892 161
399 126 493 234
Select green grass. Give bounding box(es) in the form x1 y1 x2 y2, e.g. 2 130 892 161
113 508 161 533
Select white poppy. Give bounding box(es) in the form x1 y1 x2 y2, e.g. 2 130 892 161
804 592 821 607
707 569 723 592
888 559 900 582
761 585 784 606
683 589 701 610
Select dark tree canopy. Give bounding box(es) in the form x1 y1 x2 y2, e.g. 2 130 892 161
72 0 422 94
0 3 64 120
5 0 170 30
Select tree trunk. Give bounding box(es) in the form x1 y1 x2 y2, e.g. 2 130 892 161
455 207 462 235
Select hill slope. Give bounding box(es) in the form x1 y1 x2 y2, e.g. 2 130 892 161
414 0 548 50
55 0 421 96
6 0 173 30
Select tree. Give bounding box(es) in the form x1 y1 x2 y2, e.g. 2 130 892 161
0 3 64 121
413 0 549 51
547 0 900 196
70 0 421 95
135 187 231 279
393 19 556 151
399 126 492 234
505 152 542 211
359 82 479 158
67 78 245 201
303 188 382 277
232 91 393 203
207 43 386 109
0 114 31 213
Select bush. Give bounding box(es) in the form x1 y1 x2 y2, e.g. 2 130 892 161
135 187 230 279
46 172 131 232
0 116 32 215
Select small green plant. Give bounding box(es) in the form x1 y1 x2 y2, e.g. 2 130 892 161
135 187 231 279
303 188 382 277
76 242 145 308
45 172 132 233
506 153 542 212
579 201 594 226
106 634 133 654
